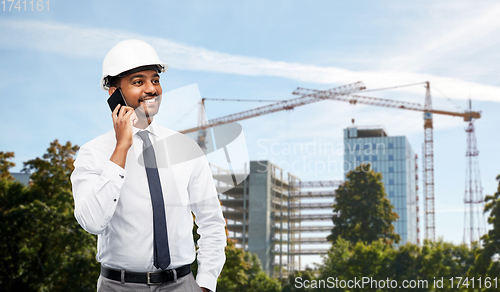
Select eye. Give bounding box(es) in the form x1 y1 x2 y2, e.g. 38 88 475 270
133 80 143 85
152 79 160 84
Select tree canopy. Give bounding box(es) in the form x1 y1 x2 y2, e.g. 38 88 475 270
1 139 282 291
2 140 500 292
468 174 500 291
217 239 281 292
0 140 99 291
327 164 401 245
0 151 15 181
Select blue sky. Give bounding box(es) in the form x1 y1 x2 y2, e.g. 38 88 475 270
1 0 500 267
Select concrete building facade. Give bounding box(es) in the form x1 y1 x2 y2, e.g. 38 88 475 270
215 161 334 277
216 161 301 276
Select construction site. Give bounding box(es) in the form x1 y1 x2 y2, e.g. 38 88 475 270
175 80 487 278
11 80 483 278
214 160 339 277
3 5 497 291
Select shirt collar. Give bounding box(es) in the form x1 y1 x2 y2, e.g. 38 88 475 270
132 120 159 137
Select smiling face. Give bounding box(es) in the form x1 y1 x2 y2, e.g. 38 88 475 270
109 69 162 128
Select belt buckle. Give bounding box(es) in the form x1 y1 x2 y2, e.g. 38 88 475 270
147 271 160 285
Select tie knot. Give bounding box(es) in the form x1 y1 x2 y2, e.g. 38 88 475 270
137 131 150 142
137 131 152 149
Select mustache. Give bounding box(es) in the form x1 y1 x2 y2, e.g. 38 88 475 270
138 93 159 102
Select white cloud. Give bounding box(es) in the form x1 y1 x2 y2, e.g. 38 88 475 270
383 1 500 86
387 4 500 66
1 18 499 103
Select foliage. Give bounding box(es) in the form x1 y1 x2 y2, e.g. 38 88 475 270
0 151 15 181
217 239 282 292
327 164 401 245
0 140 99 292
417 240 476 291
281 268 318 292
468 174 500 291
317 238 396 292
312 238 474 292
2 140 498 292
22 140 79 200
1 139 280 291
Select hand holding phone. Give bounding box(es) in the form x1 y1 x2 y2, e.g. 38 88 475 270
107 88 128 115
108 88 139 127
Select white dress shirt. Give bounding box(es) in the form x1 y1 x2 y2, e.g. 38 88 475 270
71 120 226 292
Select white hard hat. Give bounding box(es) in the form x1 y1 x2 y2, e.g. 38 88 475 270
100 39 168 91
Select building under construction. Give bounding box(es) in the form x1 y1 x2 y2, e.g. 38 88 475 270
215 161 337 277
211 124 421 278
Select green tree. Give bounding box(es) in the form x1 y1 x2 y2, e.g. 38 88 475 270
418 240 475 291
315 238 474 292
468 174 500 291
327 164 400 245
22 139 78 200
0 151 15 181
317 238 398 292
0 140 99 291
216 239 281 292
282 268 317 292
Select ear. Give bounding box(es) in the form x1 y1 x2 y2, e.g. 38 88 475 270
108 87 117 96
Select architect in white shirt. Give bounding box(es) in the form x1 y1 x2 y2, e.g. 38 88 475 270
71 39 226 292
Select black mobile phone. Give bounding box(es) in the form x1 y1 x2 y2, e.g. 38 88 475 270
107 88 127 115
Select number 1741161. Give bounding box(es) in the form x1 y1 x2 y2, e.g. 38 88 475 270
2 0 49 11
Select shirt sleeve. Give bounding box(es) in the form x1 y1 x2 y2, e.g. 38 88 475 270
71 144 126 235
189 156 227 292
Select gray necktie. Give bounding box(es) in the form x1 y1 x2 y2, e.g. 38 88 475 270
137 131 171 270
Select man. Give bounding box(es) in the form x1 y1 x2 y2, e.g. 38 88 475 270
71 39 226 292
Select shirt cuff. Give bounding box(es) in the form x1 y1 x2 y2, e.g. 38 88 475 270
102 160 127 189
196 272 218 292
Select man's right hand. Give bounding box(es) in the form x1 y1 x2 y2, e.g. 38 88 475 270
110 104 135 169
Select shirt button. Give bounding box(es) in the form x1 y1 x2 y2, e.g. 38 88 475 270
114 199 117 202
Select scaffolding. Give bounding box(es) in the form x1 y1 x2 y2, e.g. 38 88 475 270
287 180 339 272
215 161 300 276
214 160 341 278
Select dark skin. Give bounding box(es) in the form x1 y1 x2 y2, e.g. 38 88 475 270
108 69 162 168
108 69 211 292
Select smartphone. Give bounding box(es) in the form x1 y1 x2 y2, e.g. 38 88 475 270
107 88 128 115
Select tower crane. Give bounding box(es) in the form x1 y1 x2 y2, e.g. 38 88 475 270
180 81 366 135
292 82 481 241
181 81 366 152
180 81 481 241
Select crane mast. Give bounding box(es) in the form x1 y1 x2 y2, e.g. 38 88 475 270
423 82 435 241
464 99 486 246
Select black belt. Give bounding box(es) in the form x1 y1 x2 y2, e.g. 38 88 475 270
101 264 191 284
